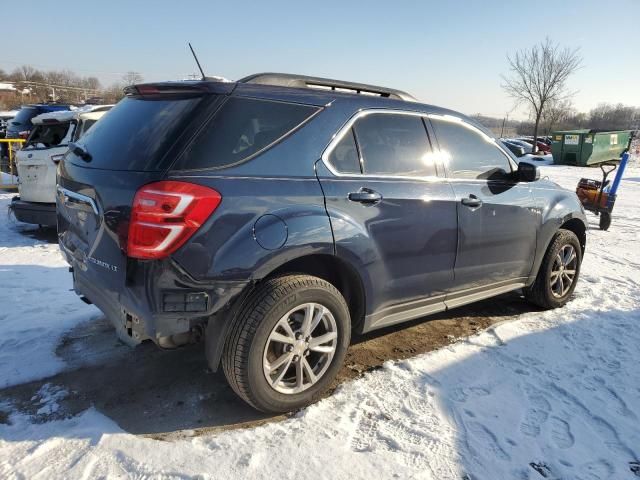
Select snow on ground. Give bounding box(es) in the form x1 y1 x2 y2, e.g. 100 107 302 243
1 162 640 479
0 206 100 387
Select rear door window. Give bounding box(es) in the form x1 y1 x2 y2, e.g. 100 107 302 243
174 97 319 171
430 117 513 179
353 113 435 177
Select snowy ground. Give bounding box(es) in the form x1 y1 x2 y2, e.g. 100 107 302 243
1 161 640 479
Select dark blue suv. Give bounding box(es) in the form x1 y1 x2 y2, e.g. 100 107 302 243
56 74 587 412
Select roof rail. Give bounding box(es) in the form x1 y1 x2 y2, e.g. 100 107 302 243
237 72 417 102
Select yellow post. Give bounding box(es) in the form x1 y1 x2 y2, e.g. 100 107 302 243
0 139 26 190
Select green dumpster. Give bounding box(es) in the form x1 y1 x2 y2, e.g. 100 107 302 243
551 129 632 166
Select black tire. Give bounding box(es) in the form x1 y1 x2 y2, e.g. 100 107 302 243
599 211 611 231
525 229 582 309
222 274 351 413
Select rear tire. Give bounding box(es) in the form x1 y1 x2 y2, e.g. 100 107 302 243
222 274 350 413
525 229 582 309
599 211 611 231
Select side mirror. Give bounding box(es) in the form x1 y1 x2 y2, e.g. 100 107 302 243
517 161 539 182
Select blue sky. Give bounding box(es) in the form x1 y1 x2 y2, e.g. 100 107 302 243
2 0 638 119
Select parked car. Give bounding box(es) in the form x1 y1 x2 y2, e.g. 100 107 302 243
57 74 587 413
0 110 18 138
10 106 111 226
501 139 526 157
518 137 551 153
5 104 73 141
0 110 18 170
505 138 533 154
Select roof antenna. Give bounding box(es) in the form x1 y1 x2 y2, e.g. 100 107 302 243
188 43 206 80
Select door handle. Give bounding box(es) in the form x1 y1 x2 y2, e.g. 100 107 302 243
461 195 482 208
348 189 382 204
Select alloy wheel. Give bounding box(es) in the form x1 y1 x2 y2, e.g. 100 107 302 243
262 302 338 394
550 244 577 298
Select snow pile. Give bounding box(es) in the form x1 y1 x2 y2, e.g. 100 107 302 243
1 165 640 479
32 384 68 416
31 105 112 124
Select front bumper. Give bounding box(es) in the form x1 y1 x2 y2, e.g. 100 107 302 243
10 197 57 227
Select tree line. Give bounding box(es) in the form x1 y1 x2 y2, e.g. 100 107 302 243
0 65 144 108
474 102 640 138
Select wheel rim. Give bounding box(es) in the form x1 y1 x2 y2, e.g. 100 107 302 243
550 244 578 298
262 302 338 394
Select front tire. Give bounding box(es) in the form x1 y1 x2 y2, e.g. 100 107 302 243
525 229 582 309
222 274 350 413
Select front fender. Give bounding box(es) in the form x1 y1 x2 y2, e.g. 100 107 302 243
529 183 588 283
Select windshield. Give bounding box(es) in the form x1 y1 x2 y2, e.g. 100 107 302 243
67 96 206 171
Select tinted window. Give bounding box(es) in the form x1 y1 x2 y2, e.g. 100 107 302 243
327 129 361 174
353 113 435 177
25 123 72 148
430 118 512 179
69 96 203 170
175 97 318 170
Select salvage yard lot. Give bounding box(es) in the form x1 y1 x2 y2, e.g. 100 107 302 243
1 163 639 479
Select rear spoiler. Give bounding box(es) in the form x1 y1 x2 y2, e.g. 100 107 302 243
124 81 235 97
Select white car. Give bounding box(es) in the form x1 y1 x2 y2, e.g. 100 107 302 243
10 105 111 226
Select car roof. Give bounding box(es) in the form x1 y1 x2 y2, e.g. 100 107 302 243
132 73 492 136
31 105 113 124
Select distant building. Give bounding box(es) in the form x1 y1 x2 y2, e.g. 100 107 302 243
0 82 18 108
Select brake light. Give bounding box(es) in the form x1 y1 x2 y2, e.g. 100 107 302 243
18 131 29 139
127 181 221 260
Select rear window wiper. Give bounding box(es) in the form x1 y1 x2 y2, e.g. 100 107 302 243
69 142 92 162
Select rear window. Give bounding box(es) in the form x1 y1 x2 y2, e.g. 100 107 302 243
11 107 37 127
69 96 204 171
173 97 319 171
25 123 72 148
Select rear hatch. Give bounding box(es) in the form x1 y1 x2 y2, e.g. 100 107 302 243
17 120 73 203
57 82 231 293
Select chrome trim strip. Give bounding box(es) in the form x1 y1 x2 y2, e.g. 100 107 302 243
56 185 99 215
320 108 517 180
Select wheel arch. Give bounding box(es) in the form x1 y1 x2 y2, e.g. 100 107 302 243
560 217 586 254
205 252 367 372
268 253 366 333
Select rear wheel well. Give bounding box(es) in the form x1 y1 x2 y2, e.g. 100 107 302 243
267 254 365 331
560 218 586 254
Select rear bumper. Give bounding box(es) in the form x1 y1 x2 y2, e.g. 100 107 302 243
60 242 248 348
10 198 57 227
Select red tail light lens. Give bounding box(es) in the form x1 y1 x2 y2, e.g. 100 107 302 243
127 181 221 260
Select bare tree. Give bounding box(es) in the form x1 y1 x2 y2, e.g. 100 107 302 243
122 71 143 85
541 99 574 136
502 38 582 152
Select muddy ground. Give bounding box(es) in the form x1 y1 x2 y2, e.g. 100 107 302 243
0 290 539 440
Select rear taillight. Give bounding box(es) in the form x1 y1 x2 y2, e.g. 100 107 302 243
18 131 29 139
127 181 221 260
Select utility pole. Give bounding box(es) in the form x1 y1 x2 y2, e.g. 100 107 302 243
500 115 508 138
